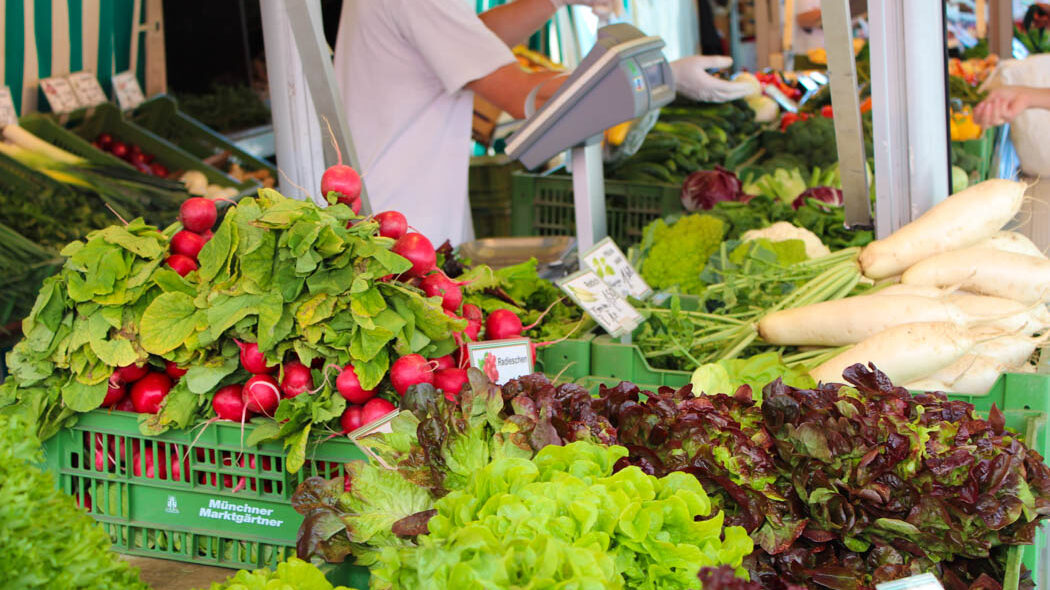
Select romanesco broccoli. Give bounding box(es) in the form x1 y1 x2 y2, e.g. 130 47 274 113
640 214 726 294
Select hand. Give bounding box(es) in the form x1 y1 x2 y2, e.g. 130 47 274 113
549 0 624 18
974 86 1034 126
669 56 756 103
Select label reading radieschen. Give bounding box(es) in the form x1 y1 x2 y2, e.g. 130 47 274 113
467 337 533 385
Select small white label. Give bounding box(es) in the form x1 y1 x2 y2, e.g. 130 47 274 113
112 71 145 110
349 409 399 440
875 574 944 590
0 87 17 127
467 337 534 385
68 71 108 107
558 270 643 339
39 77 81 113
581 237 652 300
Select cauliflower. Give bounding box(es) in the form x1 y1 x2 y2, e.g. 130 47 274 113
640 214 726 294
741 222 830 259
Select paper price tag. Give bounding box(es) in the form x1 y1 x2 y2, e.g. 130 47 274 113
875 573 944 590
39 77 81 114
581 237 652 300
467 338 534 385
558 270 643 339
349 409 401 470
112 71 145 110
68 72 108 107
0 87 17 127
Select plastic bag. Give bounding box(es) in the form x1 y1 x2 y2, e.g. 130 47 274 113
983 54 1050 176
602 110 659 165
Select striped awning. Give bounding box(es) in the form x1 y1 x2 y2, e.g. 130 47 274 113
3 0 138 116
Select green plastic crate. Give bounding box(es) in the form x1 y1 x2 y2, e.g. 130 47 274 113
62 103 260 198
510 172 682 249
956 127 997 182
130 96 277 178
41 409 369 581
19 113 138 169
535 336 594 382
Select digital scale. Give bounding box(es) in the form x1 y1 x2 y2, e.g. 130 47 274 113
506 24 675 256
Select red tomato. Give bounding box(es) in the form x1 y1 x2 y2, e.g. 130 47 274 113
821 105 834 118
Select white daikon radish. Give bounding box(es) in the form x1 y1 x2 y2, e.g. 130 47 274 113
945 356 1009 395
971 335 1042 367
976 231 1047 259
902 379 950 392
871 284 950 298
809 322 975 385
858 179 1027 279
758 295 967 346
901 247 1050 304
945 292 1050 334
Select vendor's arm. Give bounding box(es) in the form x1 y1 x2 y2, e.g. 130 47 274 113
468 68 566 119
974 86 1050 126
480 0 624 48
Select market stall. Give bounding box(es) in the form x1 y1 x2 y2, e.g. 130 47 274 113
2 1 1050 589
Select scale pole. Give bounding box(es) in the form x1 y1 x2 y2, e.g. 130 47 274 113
571 140 608 258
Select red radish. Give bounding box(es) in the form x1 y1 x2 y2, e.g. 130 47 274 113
391 233 436 278
243 374 281 415
374 211 408 240
348 198 362 215
212 384 249 421
115 364 149 384
110 141 128 158
238 342 276 374
151 162 169 177
171 230 206 259
167 254 198 276
129 144 142 155
76 492 93 511
390 354 434 395
485 309 524 340
115 397 136 412
434 368 468 399
129 151 148 166
130 373 172 413
340 406 364 433
432 355 455 372
165 360 188 379
280 362 314 398
88 433 116 472
336 365 377 404
465 319 482 341
321 165 363 205
201 230 214 242
179 197 218 233
97 133 113 149
361 397 397 425
102 381 126 408
463 304 483 321
421 273 463 312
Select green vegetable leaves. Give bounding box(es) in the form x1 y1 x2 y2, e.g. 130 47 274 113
140 292 199 355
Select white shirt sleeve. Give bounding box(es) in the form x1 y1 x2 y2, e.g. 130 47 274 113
397 0 517 94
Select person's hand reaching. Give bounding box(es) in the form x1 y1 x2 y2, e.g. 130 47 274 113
549 0 624 19
974 86 1036 126
670 56 756 103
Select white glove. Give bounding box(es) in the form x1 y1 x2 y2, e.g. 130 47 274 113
669 55 755 103
549 0 624 19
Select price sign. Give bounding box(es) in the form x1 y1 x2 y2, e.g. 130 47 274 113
0 87 17 127
875 574 944 590
558 269 643 339
68 72 108 107
39 77 81 113
348 409 401 470
112 71 145 110
467 338 534 385
581 237 652 300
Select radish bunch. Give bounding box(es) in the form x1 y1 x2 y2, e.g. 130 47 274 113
104 362 184 413
167 197 219 276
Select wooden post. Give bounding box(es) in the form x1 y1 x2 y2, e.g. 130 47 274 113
988 0 1013 58
144 0 167 95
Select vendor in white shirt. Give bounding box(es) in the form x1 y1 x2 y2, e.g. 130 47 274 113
334 0 753 247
